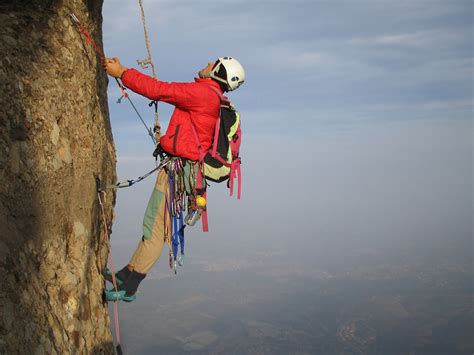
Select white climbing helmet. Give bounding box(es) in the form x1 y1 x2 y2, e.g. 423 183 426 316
210 57 245 91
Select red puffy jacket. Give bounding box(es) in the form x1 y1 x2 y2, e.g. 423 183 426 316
121 68 221 161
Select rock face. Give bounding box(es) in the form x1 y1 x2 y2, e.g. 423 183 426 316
0 1 116 353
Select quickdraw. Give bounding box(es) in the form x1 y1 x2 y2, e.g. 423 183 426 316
163 158 206 274
70 13 104 60
70 6 160 142
97 156 172 190
70 11 160 187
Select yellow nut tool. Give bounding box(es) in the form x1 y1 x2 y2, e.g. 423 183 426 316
196 196 206 207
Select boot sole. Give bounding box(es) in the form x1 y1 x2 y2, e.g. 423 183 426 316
104 289 136 303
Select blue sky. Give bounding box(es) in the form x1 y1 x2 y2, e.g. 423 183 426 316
104 1 472 138
102 0 472 265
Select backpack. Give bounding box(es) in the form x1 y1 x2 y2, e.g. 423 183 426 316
202 87 242 199
187 85 242 232
189 85 242 199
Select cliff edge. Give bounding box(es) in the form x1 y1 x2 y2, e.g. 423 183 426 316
0 1 116 353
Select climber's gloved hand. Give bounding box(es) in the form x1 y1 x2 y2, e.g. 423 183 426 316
104 57 128 78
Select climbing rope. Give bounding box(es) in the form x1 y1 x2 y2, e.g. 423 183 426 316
97 156 172 190
70 11 158 147
70 11 161 187
137 0 157 79
115 78 157 146
69 12 163 353
137 0 161 141
97 188 123 355
70 12 124 352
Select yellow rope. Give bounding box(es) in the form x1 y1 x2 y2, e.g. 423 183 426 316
137 0 160 139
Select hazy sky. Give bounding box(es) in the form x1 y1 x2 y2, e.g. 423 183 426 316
101 0 472 270
99 1 472 353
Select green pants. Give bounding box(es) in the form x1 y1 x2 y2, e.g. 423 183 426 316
128 168 169 274
128 160 194 274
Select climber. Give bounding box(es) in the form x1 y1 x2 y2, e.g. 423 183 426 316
103 56 245 302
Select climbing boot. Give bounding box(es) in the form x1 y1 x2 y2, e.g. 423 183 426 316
104 266 131 287
121 271 146 296
104 289 136 303
104 271 145 303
